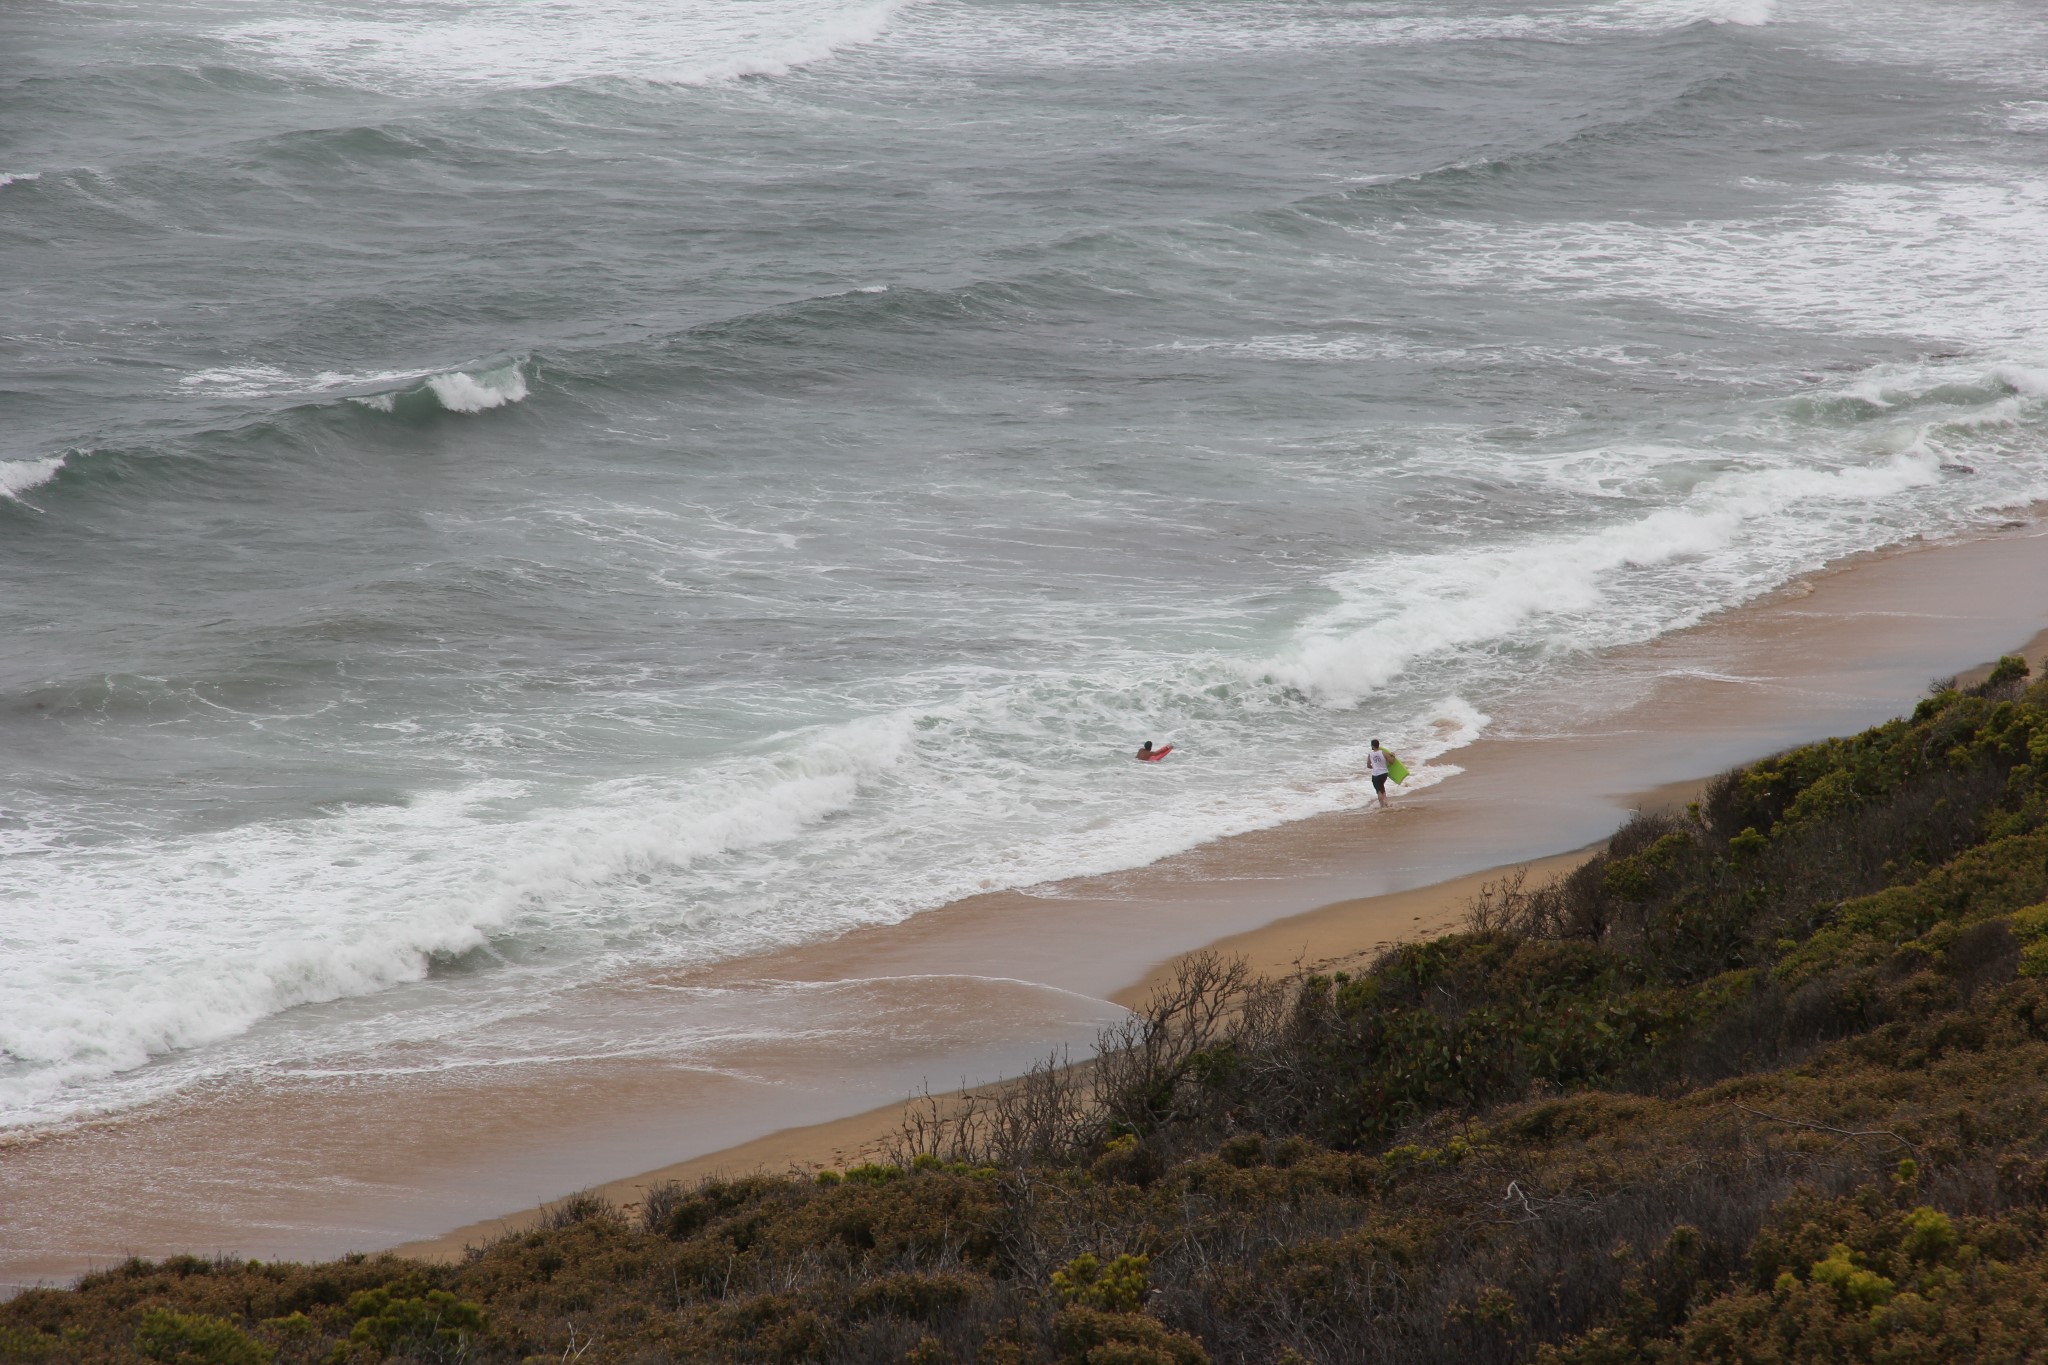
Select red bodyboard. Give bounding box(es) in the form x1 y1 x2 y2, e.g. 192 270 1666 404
1137 745 1173 762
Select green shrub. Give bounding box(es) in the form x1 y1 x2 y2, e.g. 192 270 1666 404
1900 1206 1959 1263
0 1327 57 1363
1984 656 2030 692
847 1272 978 1320
1052 1308 1206 1365
1052 1254 1150 1313
135 1308 272 1365
1808 1244 1895 1310
842 1162 901 1185
345 1287 485 1361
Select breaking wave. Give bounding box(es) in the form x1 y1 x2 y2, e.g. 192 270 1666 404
0 456 66 501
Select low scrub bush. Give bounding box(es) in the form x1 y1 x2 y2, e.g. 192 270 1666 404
134 1309 271 1365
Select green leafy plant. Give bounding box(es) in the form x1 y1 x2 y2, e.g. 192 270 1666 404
135 1308 272 1365
1052 1253 1151 1313
345 1287 485 1362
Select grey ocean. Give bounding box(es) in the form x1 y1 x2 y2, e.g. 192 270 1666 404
4 0 2047 1130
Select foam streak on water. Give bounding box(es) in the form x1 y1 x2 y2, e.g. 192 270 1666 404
2 0 2047 1130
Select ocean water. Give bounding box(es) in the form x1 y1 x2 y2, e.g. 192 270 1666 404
4 0 2048 1133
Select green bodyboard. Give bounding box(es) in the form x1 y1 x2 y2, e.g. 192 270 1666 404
1386 754 1409 785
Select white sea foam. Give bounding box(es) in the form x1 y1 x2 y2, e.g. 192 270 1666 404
179 363 298 395
0 455 65 500
1707 0 1775 25
0 656 1498 1129
425 362 528 413
1159 335 1441 363
1786 0 2048 89
0 172 40 189
1586 0 1774 28
1421 172 2048 348
1993 364 2048 397
219 0 926 91
180 363 422 400
176 360 529 414
658 0 923 84
0 718 912 1127
892 0 1763 79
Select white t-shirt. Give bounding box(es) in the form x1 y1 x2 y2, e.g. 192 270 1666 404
1367 749 1389 776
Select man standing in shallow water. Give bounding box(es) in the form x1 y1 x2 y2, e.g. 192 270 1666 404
1367 738 1391 808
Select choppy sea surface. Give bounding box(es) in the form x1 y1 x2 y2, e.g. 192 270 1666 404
4 0 2047 1133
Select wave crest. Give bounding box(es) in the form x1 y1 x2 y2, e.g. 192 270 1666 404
322 361 532 415
0 456 66 501
424 363 529 413
178 359 528 414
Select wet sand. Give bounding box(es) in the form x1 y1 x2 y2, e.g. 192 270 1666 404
9 523 2048 1291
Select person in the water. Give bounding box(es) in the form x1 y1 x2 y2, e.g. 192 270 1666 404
1136 741 1172 761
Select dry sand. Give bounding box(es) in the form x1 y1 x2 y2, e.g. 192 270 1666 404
10 523 2048 1290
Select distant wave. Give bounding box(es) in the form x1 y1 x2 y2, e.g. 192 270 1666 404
1243 67 1765 245
0 172 40 189
1257 360 2048 708
178 358 532 415
0 359 534 518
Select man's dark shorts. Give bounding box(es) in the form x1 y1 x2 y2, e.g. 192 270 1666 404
1371 773 1388 794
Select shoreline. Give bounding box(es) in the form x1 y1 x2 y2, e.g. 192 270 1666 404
10 523 2048 1290
392 845 1605 1262
398 781 1711 1261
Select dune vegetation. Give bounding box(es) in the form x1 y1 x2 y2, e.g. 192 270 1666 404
12 659 2048 1363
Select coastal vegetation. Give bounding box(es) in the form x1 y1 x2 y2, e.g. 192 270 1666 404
12 661 2048 1363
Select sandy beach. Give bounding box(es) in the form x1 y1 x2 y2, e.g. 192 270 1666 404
9 523 2048 1291
393 845 1599 1262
